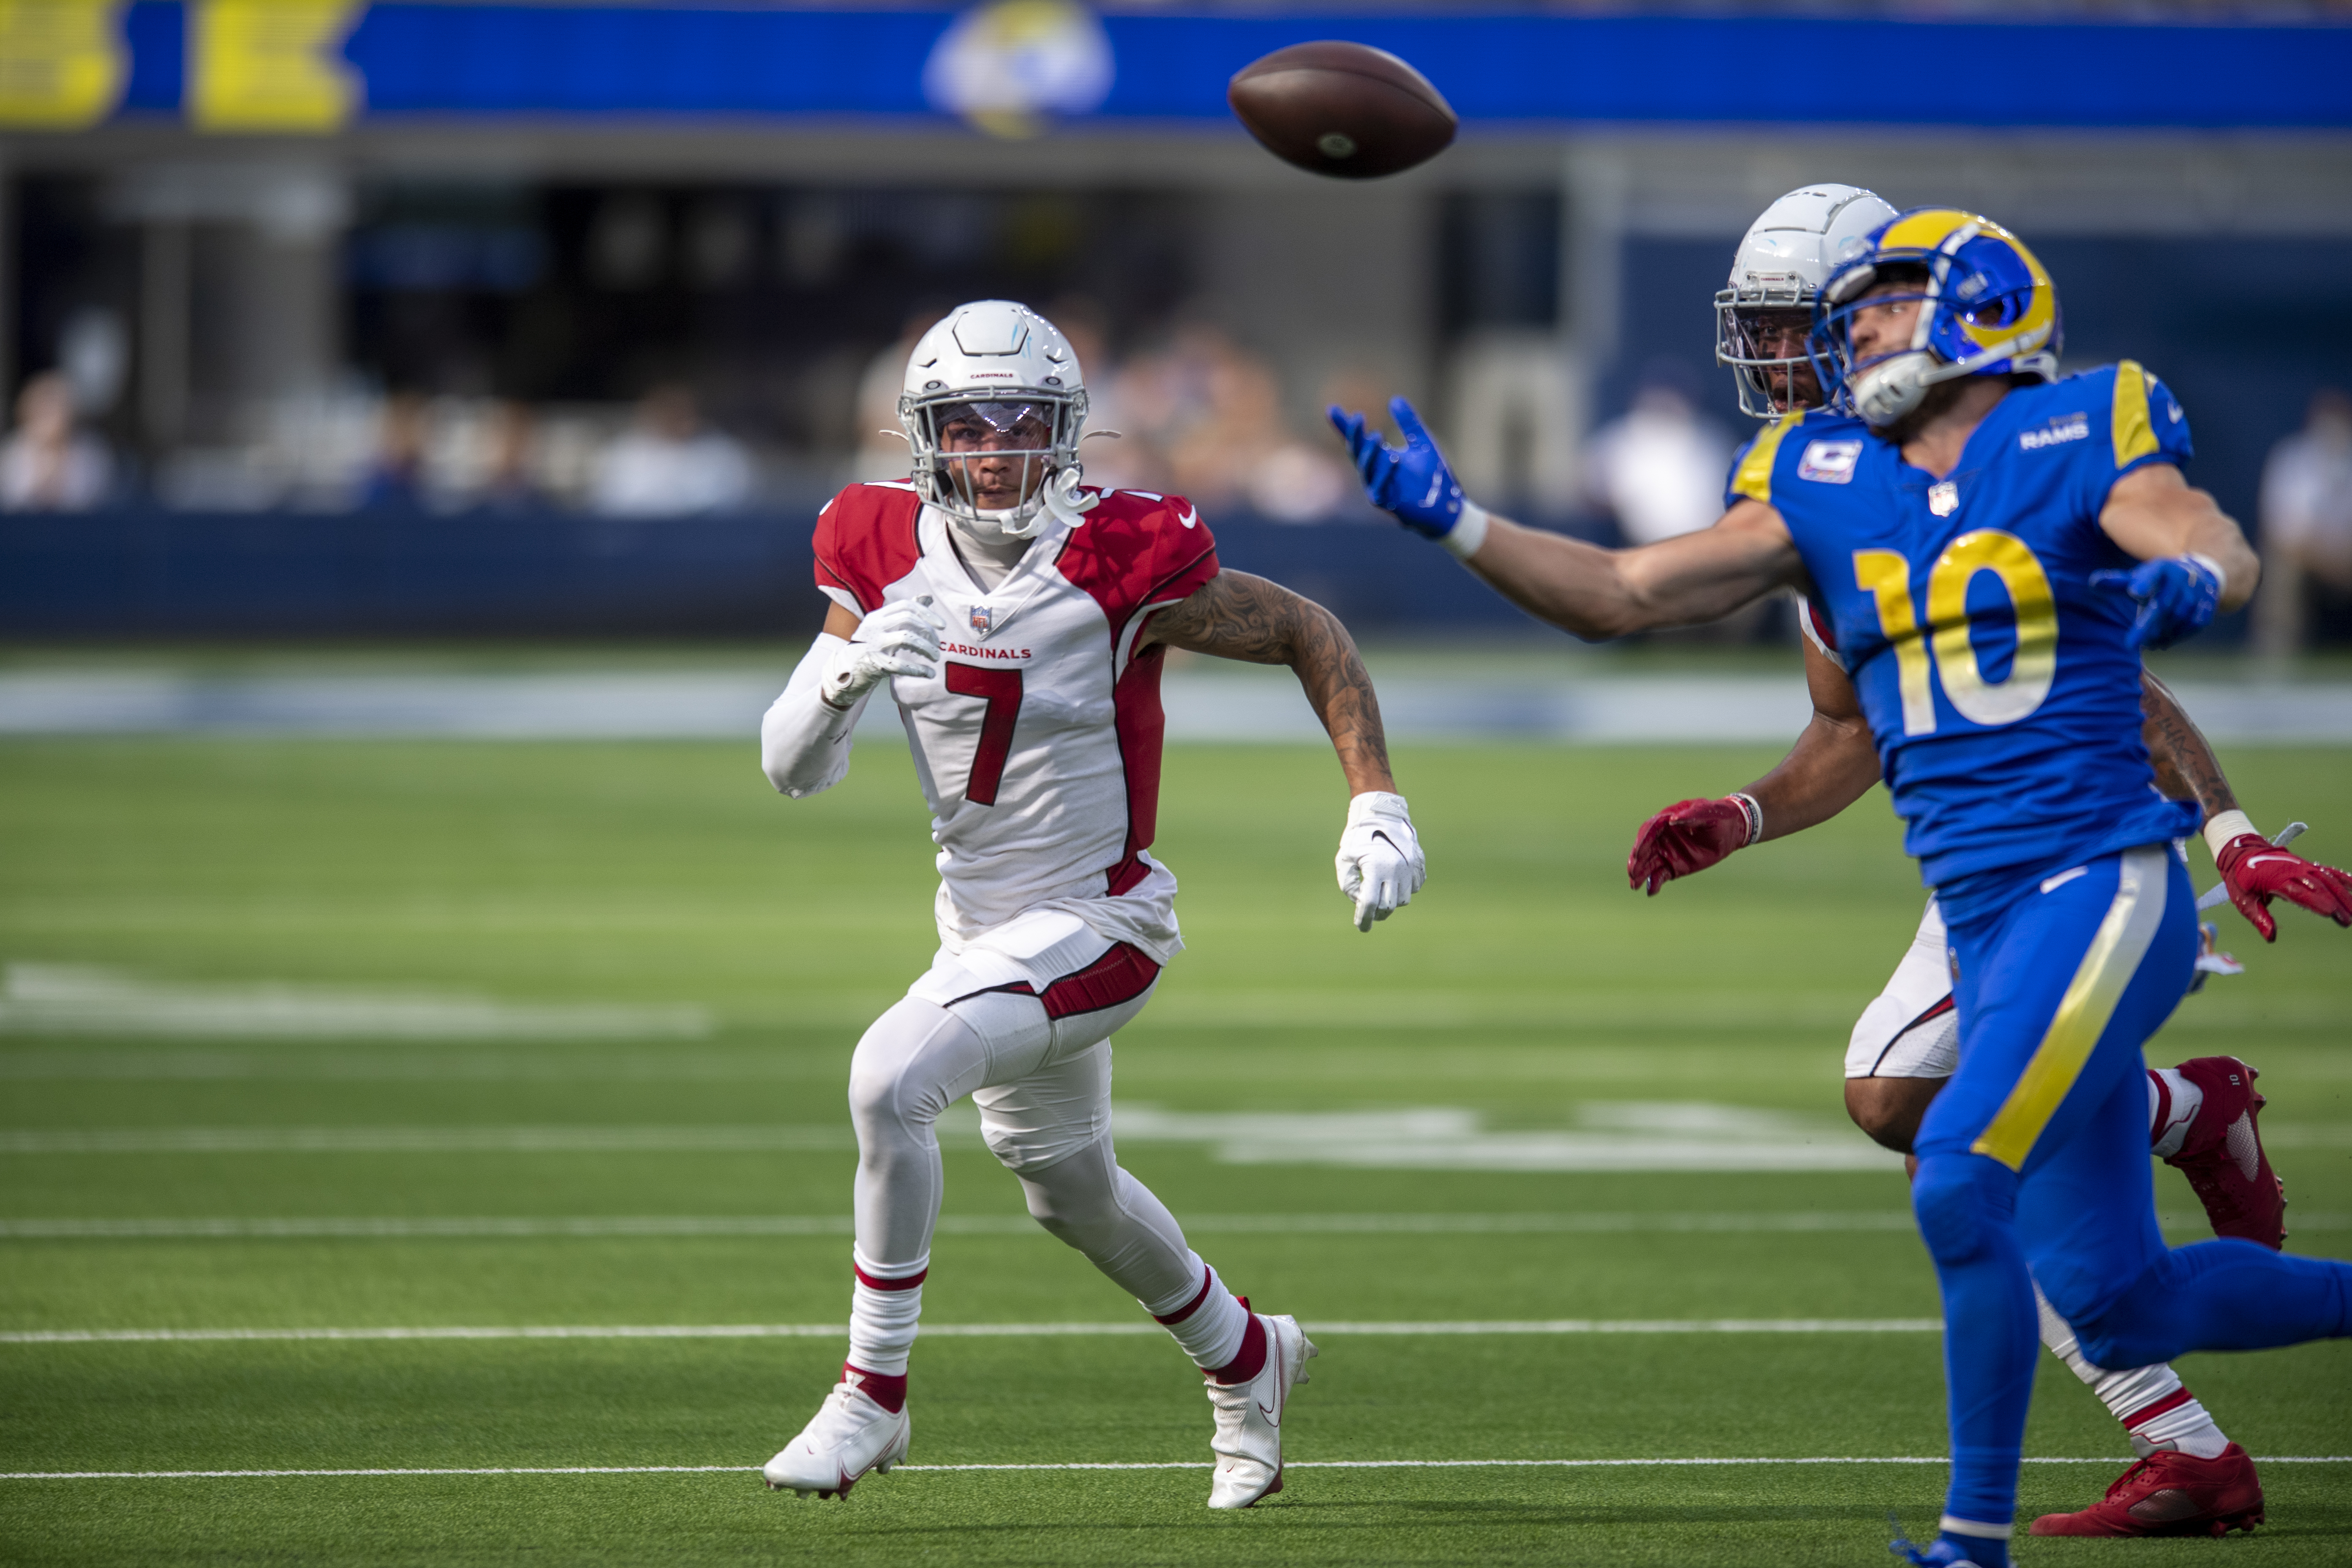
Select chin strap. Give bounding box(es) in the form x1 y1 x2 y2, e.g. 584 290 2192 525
1040 466 1100 529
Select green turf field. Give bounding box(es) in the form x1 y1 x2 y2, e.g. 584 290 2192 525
2 737 2347 1566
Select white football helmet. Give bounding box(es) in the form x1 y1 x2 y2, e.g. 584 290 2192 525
901 299 1092 538
1715 184 1898 418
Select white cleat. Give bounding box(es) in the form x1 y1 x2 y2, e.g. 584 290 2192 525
1205 1310 1316 1509
762 1380 911 1500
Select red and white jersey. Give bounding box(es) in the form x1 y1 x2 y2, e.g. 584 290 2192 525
813 482 1220 962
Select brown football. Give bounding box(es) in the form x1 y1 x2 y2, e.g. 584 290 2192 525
1228 41 1457 180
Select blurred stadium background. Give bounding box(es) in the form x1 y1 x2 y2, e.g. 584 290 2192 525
4 9 2352 1564
0 0 2348 666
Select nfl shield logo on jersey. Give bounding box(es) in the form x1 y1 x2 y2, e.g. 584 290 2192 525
970 605 994 637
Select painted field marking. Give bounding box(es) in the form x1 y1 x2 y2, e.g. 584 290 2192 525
5 1456 2348 1482
0 1211 1925 1239
0 1128 855 1154
1 1211 2335 1240
0 1320 1944 1345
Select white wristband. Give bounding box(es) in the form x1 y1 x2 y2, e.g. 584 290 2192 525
1441 501 1490 560
1727 791 1764 847
2185 552 2227 596
2202 808 2257 863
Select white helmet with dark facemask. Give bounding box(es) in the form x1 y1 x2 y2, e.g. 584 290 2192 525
901 300 1093 539
1716 184 1897 419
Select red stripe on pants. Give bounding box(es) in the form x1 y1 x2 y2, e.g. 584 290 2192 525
1040 943 1160 1020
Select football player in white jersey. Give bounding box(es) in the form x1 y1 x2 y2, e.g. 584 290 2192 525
758 300 1425 1509
1334 187 2350 1538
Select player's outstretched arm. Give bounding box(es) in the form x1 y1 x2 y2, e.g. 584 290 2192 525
2092 464 2260 650
760 598 944 798
1626 640 1881 895
1141 570 1424 930
1328 396 1809 637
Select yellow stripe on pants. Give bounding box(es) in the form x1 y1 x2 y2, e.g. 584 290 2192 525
1971 847 2169 1172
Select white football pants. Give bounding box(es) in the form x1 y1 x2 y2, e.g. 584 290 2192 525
842 931 1245 1376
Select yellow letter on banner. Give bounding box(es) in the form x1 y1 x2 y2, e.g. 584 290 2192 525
191 0 362 133
0 0 125 130
1853 550 1936 736
1927 530 2058 727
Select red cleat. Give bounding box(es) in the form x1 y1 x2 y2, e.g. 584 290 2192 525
2165 1056 2286 1250
2031 1444 2265 1537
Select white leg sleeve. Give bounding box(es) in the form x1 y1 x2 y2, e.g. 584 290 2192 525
845 998 993 1270
761 634 868 799
1014 1133 1249 1372
2035 1282 2186 1426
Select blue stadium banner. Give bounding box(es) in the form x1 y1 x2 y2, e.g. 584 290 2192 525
24 2 2352 133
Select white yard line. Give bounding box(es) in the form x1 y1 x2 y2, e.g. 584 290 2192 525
0 1127 856 1154
1 1210 2336 1240
4 1456 2347 1481
0 1320 1945 1345
0 1211 1927 1239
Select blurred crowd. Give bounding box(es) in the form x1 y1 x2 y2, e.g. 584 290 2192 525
852 306 1359 523
6 324 2349 651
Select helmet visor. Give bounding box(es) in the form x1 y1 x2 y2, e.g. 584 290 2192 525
932 401 1058 453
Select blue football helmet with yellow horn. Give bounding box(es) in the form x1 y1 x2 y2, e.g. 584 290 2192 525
1813 209 2061 427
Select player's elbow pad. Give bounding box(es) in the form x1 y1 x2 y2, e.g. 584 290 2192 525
761 633 863 798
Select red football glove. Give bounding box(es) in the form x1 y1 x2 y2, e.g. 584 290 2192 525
1628 798 1752 896
2215 833 2352 942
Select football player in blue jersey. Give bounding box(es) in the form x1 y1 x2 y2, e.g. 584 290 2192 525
1330 208 2352 1567
1628 183 2345 1540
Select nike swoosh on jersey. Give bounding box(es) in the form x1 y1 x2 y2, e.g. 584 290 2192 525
1176 506 1198 529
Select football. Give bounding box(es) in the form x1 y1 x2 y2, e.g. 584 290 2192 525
1227 41 1457 180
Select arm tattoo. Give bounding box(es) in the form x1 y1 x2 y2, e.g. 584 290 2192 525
2140 671 2236 818
1145 570 1395 790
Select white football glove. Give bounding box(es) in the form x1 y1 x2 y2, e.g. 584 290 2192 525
1335 791 1426 932
820 596 947 710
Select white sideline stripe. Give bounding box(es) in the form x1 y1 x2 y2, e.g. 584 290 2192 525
0 1211 1936 1240
5 1456 2349 1482
5 1211 2334 1241
0 1319 1943 1345
0 1127 856 1154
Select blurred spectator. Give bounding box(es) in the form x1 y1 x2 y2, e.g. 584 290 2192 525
1115 322 1348 519
472 400 545 512
854 311 936 483
1584 368 1734 547
361 392 429 508
0 371 112 511
1048 294 1150 495
2253 388 2352 657
591 384 753 517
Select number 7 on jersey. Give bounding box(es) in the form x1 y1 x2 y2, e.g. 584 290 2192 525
944 662 1023 806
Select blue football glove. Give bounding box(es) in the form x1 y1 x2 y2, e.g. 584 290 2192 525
2089 555 2222 651
1327 396 1467 541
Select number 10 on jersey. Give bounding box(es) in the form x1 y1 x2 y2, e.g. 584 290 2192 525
1854 530 2058 736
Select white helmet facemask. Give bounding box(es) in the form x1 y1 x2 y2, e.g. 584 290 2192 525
1715 184 1898 419
901 300 1096 540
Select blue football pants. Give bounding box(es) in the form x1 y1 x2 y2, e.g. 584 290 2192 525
1912 845 2352 1533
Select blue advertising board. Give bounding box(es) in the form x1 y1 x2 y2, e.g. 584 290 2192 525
52 2 2352 134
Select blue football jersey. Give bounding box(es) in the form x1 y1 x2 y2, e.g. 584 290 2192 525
1726 362 2202 923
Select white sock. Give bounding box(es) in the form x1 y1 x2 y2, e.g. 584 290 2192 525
2149 1067 2202 1159
2127 1390 2232 1459
1144 1258 1249 1372
2035 1287 2228 1458
847 1247 927 1376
